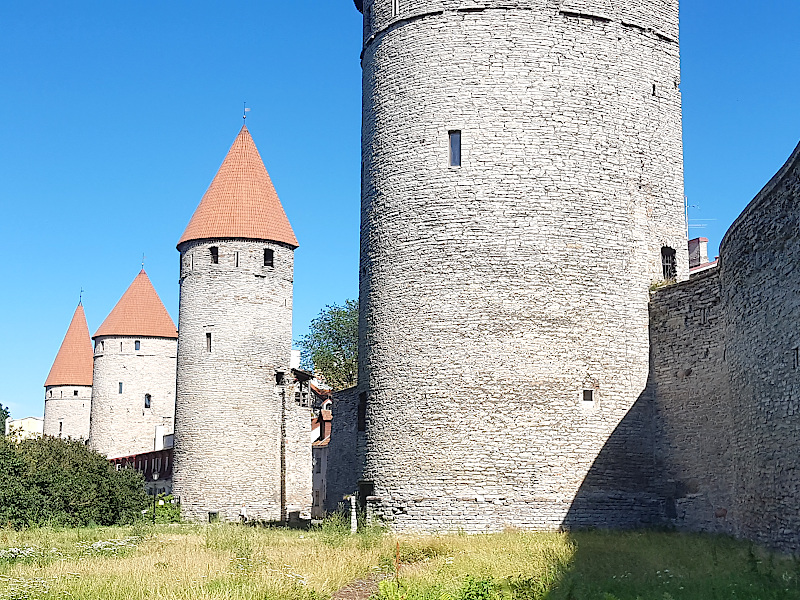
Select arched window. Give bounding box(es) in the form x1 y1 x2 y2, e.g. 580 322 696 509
661 246 677 280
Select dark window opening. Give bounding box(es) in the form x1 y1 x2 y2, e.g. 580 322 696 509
135 340 141 351
449 130 462 167
120 342 123 352
583 389 594 403
234 252 239 267
210 246 219 264
391 0 399 17
119 382 123 394
358 392 367 432
652 83 657 96
661 246 677 280
264 249 274 267
358 481 374 510
58 422 63 436
145 394 151 409
49 391 52 398
206 332 212 353
275 371 285 386
74 390 78 396
208 511 219 523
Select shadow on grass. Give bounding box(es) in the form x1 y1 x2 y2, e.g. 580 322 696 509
545 530 800 600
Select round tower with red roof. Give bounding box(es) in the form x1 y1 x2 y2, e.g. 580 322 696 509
89 270 178 459
43 303 94 440
173 125 310 522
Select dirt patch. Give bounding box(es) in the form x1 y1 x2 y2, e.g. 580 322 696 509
331 572 394 600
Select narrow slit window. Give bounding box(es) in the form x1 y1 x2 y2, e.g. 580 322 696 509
119 382 123 394
234 252 239 267
206 332 212 353
391 0 399 17
59 422 63 436
144 394 151 409
74 390 78 396
120 342 123 352
210 246 219 264
135 340 141 351
661 246 677 280
264 249 274 267
358 392 367 432
793 347 799 370
449 130 461 167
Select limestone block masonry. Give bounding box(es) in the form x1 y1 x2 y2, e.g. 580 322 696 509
649 141 800 554
90 337 177 458
173 239 310 522
356 0 687 531
43 385 92 440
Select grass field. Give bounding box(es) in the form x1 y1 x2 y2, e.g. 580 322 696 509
0 520 797 600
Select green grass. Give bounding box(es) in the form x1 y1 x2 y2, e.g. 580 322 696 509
0 523 797 600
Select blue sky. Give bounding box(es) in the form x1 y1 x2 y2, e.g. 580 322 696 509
1 1 798 419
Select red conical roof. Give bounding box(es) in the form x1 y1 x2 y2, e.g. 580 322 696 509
178 125 298 247
94 270 177 339
45 304 94 387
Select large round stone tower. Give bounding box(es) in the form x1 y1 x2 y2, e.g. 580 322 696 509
354 0 688 531
43 303 93 440
89 270 178 458
173 125 308 522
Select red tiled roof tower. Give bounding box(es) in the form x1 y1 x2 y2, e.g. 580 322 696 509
94 270 177 339
45 304 94 387
178 125 298 248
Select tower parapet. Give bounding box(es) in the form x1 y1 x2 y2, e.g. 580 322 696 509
89 270 178 459
355 0 687 530
173 125 310 522
43 303 93 440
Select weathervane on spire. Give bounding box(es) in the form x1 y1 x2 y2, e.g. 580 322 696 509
243 101 250 122
142 253 146 271
79 288 84 305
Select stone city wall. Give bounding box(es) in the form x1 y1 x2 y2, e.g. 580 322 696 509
718 142 800 554
324 386 363 513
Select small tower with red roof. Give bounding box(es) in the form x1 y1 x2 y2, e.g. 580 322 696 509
43 303 94 440
89 270 178 459
173 125 310 522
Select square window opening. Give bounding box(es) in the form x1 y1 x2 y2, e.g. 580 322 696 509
583 389 594 403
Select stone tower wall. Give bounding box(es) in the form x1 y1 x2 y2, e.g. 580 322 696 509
357 0 687 531
173 239 302 522
43 385 92 440
89 336 177 458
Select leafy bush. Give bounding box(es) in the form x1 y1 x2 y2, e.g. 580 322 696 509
0 435 148 528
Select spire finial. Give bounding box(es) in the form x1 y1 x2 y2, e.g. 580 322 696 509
79 288 84 305
243 101 250 123
142 253 146 271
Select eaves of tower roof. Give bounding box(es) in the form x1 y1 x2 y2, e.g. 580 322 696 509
44 304 94 387
93 270 177 339
178 125 298 248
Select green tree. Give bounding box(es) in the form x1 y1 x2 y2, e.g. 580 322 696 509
298 299 358 391
0 403 9 434
0 435 148 528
